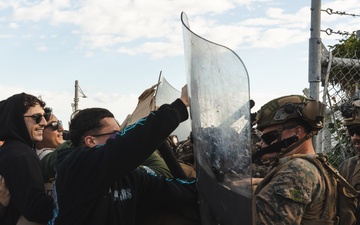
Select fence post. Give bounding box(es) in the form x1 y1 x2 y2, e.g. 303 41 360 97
309 0 322 101
309 0 322 152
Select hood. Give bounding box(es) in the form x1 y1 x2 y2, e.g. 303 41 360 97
0 93 33 147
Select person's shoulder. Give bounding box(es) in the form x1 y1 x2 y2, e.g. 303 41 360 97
57 146 76 161
56 140 73 150
279 155 320 176
271 156 323 191
0 140 35 157
339 155 359 170
342 155 359 164
282 155 318 167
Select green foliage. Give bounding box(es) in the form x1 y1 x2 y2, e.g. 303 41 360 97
328 33 360 97
323 34 360 168
330 33 360 58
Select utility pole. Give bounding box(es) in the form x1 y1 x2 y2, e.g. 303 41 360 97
309 0 322 152
308 0 322 101
72 80 87 112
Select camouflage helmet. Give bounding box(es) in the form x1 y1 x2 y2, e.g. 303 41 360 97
256 95 325 131
341 100 360 126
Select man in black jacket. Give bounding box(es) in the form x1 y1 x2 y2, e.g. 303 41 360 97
51 85 199 225
0 93 53 224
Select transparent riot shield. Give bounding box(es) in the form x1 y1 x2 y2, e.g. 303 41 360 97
181 12 254 225
155 74 191 141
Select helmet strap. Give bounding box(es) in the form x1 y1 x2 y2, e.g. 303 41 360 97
278 130 316 157
252 135 299 162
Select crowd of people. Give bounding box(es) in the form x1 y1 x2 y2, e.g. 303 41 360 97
1 86 360 225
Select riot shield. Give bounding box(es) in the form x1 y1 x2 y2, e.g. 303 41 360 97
181 12 254 225
155 74 191 141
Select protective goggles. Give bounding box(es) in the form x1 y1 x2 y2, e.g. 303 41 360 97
261 130 279 146
24 113 51 124
260 125 298 145
45 120 63 131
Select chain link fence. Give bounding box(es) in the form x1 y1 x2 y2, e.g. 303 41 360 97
318 34 360 168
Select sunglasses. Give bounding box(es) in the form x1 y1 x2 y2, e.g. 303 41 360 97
91 130 118 137
261 130 279 145
23 113 50 124
348 127 360 136
260 125 298 145
45 120 63 131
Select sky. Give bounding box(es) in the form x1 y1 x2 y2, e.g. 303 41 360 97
0 0 360 130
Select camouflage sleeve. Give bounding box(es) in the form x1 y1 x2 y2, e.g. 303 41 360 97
255 158 323 225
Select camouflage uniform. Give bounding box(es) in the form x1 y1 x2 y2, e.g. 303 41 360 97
255 156 326 224
339 99 360 225
339 100 360 192
254 95 334 225
338 155 360 225
338 155 360 192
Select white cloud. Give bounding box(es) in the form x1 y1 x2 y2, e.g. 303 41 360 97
84 51 94 57
1 0 358 59
0 0 264 58
322 0 360 13
36 44 49 51
0 34 12 38
9 22 18 28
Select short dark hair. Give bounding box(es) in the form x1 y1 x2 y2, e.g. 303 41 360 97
22 94 46 114
69 108 114 147
44 107 53 121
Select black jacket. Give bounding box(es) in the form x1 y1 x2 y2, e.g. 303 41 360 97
53 99 197 225
0 93 53 224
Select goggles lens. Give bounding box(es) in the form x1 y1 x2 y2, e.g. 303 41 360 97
261 130 279 145
260 125 298 145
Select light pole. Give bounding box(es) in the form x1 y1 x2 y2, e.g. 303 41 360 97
72 80 87 112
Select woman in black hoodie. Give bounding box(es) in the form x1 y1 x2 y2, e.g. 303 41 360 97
0 93 53 224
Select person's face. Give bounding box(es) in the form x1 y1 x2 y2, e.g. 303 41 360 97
348 126 360 152
39 115 64 149
260 124 297 160
84 117 120 147
24 103 47 142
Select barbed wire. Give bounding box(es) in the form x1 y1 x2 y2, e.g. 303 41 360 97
320 8 359 36
321 8 360 17
321 28 353 36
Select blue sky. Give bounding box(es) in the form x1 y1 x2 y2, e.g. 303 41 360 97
0 0 359 129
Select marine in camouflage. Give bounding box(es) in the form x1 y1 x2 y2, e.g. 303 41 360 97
339 99 360 224
339 99 360 190
253 94 341 225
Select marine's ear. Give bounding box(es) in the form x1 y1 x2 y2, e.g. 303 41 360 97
295 125 306 138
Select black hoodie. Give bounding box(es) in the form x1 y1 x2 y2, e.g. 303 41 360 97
0 93 53 224
52 99 198 225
